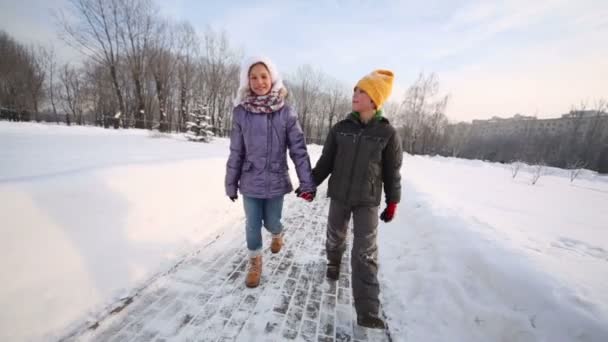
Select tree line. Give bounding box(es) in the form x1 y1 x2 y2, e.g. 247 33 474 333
1 0 606 172
0 0 354 137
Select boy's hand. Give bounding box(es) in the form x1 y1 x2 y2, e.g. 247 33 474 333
295 187 316 202
380 202 397 222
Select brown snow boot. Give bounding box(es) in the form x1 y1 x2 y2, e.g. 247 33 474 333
245 255 262 288
270 234 283 253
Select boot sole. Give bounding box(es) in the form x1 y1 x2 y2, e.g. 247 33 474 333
326 265 340 281
357 319 386 329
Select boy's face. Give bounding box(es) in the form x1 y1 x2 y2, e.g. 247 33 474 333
249 63 272 96
352 87 376 112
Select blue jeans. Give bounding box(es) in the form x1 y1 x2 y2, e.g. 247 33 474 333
243 195 284 256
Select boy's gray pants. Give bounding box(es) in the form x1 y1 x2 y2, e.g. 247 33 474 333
326 199 380 317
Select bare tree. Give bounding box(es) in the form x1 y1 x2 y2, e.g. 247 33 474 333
58 0 126 119
41 46 60 123
290 65 323 136
218 62 240 135
0 30 47 121
0 31 28 118
563 99 608 170
511 161 523 179
324 78 349 130
423 97 449 154
199 27 240 135
399 72 449 154
531 163 545 185
382 101 400 123
81 60 117 126
117 0 156 128
25 46 47 121
60 63 86 125
147 18 174 132
174 21 199 132
568 160 587 183
582 99 608 167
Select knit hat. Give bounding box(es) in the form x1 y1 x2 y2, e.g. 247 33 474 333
355 69 394 109
234 56 286 106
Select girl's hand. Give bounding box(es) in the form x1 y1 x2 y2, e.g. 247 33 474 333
295 187 315 202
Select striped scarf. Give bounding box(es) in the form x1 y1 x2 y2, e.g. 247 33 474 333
240 89 285 114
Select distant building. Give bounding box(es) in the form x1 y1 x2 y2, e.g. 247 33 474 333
469 110 608 141
444 110 608 171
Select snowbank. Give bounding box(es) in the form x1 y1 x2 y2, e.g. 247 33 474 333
0 122 241 341
379 154 608 341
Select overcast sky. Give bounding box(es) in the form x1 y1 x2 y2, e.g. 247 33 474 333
1 0 607 122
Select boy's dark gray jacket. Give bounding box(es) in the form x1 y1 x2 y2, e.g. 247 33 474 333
312 112 402 206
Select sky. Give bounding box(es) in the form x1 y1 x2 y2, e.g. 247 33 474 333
1 0 607 122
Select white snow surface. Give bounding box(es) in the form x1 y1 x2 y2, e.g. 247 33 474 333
378 155 608 341
1 121 607 341
0 122 238 341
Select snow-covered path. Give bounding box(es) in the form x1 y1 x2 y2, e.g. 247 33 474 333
62 187 391 342
58 181 608 342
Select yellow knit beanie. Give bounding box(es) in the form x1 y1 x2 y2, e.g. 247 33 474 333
355 69 394 109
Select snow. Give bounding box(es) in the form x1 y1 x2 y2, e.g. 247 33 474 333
0 122 238 341
1 121 607 341
378 154 608 341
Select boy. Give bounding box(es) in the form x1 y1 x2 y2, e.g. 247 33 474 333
311 69 402 329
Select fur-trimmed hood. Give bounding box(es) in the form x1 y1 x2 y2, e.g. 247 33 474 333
234 56 286 106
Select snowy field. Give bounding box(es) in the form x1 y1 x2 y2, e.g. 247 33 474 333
379 156 608 341
0 122 241 341
1 121 607 341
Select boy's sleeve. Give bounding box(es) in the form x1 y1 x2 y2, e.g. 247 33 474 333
312 126 337 186
382 128 402 203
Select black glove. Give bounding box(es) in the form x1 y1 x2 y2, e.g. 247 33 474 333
229 195 238 202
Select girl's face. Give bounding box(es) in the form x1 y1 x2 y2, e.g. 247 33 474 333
352 87 376 112
249 63 272 96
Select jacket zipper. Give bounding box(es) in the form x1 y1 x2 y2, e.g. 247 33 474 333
266 114 271 196
345 128 363 201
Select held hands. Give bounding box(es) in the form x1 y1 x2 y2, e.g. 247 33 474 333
295 187 316 202
380 202 397 222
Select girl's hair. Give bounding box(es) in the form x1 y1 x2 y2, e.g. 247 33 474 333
248 62 270 76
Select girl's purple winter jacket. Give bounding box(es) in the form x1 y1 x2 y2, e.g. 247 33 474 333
225 104 316 199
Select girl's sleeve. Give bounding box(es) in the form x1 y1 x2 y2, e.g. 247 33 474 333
225 107 245 197
285 106 316 192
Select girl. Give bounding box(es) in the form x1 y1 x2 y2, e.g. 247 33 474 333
225 56 316 288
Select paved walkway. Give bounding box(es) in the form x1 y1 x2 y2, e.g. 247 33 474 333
65 191 391 342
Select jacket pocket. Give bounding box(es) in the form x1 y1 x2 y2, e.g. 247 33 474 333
367 163 382 198
270 162 285 173
270 162 288 190
336 132 359 147
242 161 253 172
363 136 386 162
